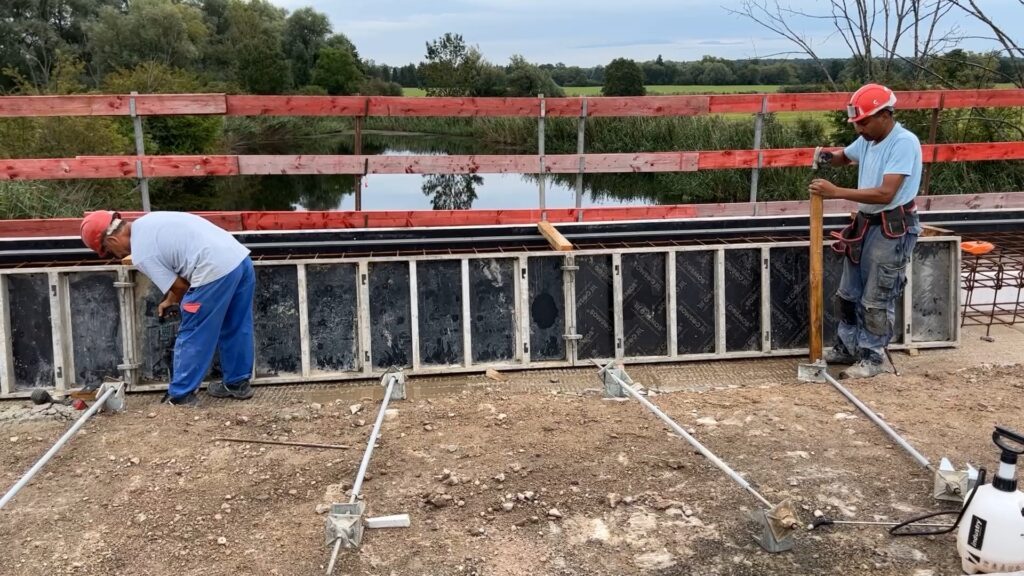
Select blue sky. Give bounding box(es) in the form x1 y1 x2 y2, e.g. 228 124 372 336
269 0 1023 67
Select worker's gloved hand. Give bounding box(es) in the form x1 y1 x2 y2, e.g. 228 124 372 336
812 147 834 170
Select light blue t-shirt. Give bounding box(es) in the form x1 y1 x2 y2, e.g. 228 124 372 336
843 122 922 214
130 212 250 294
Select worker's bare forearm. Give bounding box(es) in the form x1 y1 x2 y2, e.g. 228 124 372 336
163 277 190 304
830 150 853 167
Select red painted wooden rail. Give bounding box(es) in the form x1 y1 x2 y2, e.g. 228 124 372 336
0 90 1021 184
1 89 1023 117
3 142 1023 181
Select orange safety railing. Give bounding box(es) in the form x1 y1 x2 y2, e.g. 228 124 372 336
1 89 1023 208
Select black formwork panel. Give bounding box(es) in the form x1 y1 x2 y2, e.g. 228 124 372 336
469 258 516 364
770 246 845 350
675 251 715 355
770 247 808 350
8 274 53 389
68 271 123 388
724 249 761 352
622 253 668 357
254 266 301 377
576 255 614 360
911 241 954 342
417 260 463 367
528 257 565 361
134 275 176 383
307 264 358 372
369 262 412 369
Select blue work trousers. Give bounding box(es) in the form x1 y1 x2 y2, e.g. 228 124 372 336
169 258 255 398
836 227 917 358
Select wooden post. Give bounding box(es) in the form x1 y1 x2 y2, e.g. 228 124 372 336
808 192 824 362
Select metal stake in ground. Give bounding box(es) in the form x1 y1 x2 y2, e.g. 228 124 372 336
595 361 800 552
0 381 125 509
324 371 408 575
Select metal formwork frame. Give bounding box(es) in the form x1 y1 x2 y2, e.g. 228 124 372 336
0 239 961 398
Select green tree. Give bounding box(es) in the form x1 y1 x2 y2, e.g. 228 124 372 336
311 46 363 95
602 58 645 96
0 0 123 89
505 55 564 97
421 33 491 96
86 0 210 75
698 62 735 85
283 7 332 88
225 0 291 94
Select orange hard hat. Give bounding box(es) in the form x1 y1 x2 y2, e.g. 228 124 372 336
846 83 897 123
80 210 120 257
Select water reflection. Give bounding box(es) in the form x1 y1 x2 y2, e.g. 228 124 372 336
193 128 636 212
422 174 482 209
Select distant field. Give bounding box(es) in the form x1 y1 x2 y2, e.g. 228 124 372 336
401 85 782 97
563 85 782 96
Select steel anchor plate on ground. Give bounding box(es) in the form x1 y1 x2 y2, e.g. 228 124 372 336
933 458 979 503
325 501 365 549
796 359 827 383
96 381 126 413
751 499 800 553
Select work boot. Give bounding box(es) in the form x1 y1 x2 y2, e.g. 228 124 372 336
823 343 858 365
207 380 254 400
839 350 894 379
161 392 199 407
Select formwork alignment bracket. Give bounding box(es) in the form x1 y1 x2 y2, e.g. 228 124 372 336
324 371 409 573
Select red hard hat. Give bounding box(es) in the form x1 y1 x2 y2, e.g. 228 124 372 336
846 83 897 123
80 210 120 257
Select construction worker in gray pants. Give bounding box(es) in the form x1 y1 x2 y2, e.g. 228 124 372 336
808 83 922 379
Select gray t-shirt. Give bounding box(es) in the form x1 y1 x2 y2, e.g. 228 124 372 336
130 212 250 294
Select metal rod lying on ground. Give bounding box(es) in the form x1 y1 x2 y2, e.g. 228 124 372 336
598 361 771 507
821 371 931 469
0 385 117 509
594 361 799 552
326 372 401 575
213 437 350 450
804 364 975 502
350 373 397 504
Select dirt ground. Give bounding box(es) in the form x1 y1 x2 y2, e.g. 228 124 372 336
2 324 1023 576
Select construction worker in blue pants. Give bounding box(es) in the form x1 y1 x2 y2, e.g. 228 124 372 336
808 83 922 379
81 210 256 405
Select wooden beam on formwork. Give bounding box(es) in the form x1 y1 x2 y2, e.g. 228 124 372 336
538 221 573 251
